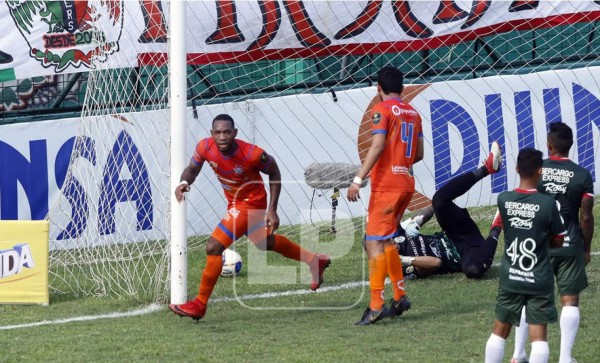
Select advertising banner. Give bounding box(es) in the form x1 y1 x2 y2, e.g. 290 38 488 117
1 1 599 80
1 67 598 242
0 221 49 305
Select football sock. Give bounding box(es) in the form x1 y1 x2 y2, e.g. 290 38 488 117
485 333 505 363
529 341 549 363
384 244 405 300
196 254 223 305
513 307 529 361
368 253 387 311
272 234 315 264
473 165 489 181
559 306 580 363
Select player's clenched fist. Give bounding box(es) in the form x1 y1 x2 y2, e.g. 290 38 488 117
175 180 190 202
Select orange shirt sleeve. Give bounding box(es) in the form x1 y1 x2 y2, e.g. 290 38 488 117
254 147 272 173
192 139 206 165
371 104 390 136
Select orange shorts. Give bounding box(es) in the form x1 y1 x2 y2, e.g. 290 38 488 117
365 191 413 241
211 202 268 248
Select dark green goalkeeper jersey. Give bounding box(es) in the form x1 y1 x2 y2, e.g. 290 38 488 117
498 189 567 294
538 157 594 257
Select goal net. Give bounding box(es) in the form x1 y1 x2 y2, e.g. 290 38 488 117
48 1 600 301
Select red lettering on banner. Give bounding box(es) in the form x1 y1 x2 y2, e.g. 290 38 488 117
283 0 330 47
334 0 383 40
393 1 434 38
433 1 468 24
509 1 539 12
461 0 491 29
247 0 282 51
139 0 167 43
206 0 245 44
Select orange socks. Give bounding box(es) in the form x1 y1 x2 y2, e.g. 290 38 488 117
272 234 315 264
196 255 223 305
369 253 387 311
385 244 406 301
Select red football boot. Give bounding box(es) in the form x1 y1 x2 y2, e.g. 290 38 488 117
169 298 206 321
309 254 331 291
484 141 503 174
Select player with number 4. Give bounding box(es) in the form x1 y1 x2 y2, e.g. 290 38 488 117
347 65 424 325
485 148 567 363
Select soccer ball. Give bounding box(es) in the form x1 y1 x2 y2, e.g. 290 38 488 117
221 248 243 277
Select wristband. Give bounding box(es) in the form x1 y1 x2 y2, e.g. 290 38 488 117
179 180 189 187
353 176 363 185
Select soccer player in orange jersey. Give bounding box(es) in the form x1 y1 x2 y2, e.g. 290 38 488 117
347 65 424 325
169 114 331 320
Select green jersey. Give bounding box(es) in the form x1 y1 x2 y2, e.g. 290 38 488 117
538 157 594 256
497 189 566 294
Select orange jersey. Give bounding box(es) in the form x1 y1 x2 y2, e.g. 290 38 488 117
193 138 269 205
369 99 423 192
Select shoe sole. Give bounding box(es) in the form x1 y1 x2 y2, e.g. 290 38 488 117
490 141 502 172
168 304 204 321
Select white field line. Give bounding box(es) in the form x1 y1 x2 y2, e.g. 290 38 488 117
1 251 598 331
0 281 368 331
0 303 163 331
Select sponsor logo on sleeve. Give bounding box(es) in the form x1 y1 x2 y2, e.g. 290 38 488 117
260 152 268 163
372 112 381 125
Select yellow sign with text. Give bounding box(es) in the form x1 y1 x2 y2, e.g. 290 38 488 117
0 221 49 305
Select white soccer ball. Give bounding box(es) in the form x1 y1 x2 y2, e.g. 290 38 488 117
221 249 243 277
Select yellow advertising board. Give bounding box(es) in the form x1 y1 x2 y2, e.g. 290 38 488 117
0 221 49 305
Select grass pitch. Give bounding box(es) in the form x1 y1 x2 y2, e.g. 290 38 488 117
1 212 599 363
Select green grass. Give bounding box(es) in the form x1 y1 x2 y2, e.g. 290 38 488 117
1 210 599 362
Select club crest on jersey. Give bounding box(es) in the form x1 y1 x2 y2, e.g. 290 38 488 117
372 112 381 125
234 165 244 175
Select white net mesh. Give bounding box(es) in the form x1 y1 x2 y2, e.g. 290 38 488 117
47 1 600 301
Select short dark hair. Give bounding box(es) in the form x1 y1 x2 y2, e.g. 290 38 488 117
547 122 573 154
517 148 543 178
377 66 404 95
212 114 235 128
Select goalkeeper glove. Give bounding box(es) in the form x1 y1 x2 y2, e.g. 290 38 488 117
400 217 421 238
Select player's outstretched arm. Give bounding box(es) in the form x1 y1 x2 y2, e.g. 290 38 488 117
175 160 203 202
262 156 282 232
412 256 442 277
580 196 594 265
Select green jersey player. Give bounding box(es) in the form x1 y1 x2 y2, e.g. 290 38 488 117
485 148 566 363
512 122 595 363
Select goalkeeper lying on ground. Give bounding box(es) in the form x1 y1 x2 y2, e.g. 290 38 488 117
395 142 504 280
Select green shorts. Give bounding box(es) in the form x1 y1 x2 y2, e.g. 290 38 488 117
495 287 557 325
551 254 588 296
